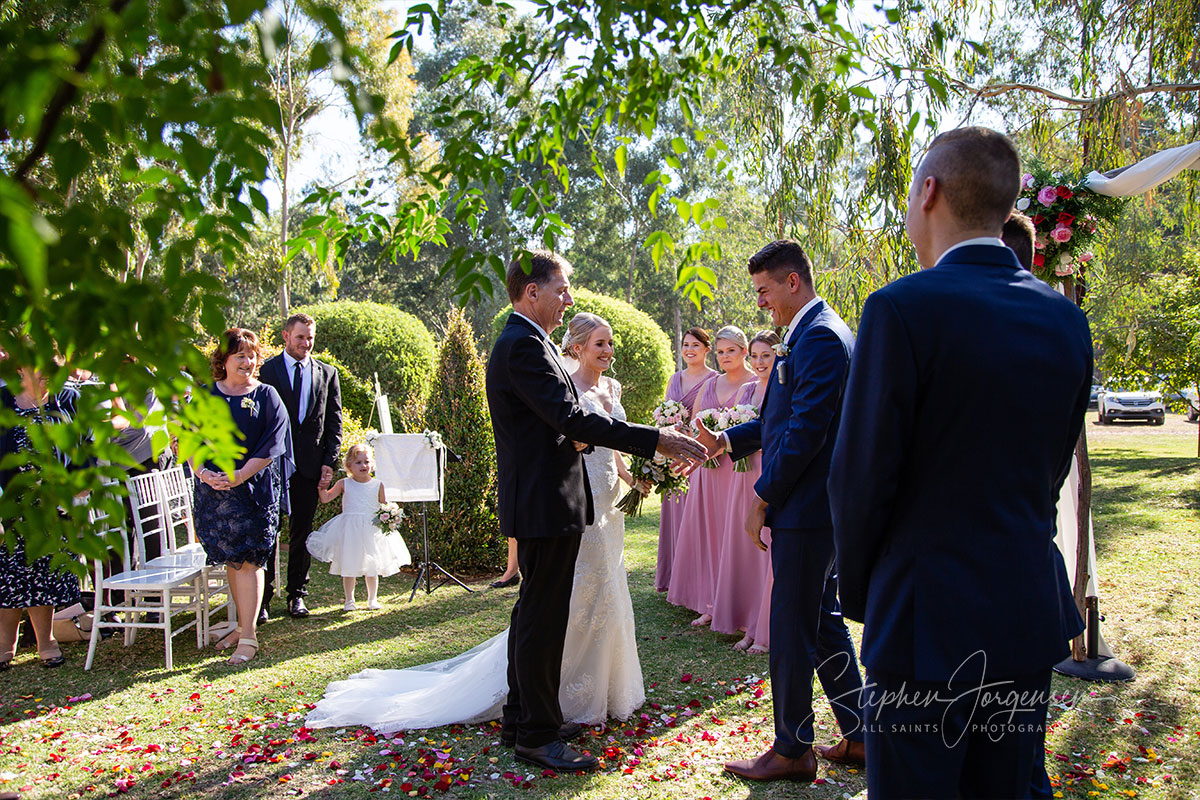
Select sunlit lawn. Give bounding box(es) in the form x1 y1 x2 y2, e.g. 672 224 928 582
0 415 1196 799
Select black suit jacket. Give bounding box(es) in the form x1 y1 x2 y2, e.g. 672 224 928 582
260 354 342 480
486 314 660 539
829 244 1090 681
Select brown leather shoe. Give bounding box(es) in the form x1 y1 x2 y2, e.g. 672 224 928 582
814 737 866 765
724 747 816 782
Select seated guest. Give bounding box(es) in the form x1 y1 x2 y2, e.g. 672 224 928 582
0 366 85 670
193 329 292 666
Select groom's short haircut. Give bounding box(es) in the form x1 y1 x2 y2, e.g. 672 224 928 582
747 239 813 287
1002 211 1035 271
917 127 1020 232
506 249 572 303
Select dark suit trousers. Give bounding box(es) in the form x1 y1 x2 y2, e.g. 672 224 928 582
769 528 865 758
265 473 320 601
864 668 1052 800
502 534 582 748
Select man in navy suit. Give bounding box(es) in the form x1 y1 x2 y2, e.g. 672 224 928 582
828 127 1090 798
695 240 866 782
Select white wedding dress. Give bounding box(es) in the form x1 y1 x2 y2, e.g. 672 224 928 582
306 388 645 732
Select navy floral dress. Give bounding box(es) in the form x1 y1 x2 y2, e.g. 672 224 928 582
193 383 293 567
0 387 84 609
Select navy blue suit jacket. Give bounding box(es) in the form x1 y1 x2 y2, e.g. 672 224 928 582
829 244 1090 681
725 300 855 530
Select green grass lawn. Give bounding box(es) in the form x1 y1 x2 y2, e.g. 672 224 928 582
0 417 1196 799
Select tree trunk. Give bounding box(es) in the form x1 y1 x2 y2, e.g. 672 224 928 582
673 299 682 371
279 154 290 318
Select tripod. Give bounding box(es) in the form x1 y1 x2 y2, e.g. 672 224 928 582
408 500 473 600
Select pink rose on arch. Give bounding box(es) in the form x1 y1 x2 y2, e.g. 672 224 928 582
1037 186 1059 207
1078 251 1095 263
1021 173 1035 190
1034 233 1047 250
1050 224 1073 244
1055 263 1076 276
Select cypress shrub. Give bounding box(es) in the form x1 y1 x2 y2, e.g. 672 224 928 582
490 287 673 424
419 308 502 571
294 300 436 419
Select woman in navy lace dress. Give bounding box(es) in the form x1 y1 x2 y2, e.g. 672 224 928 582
193 328 292 666
0 367 84 670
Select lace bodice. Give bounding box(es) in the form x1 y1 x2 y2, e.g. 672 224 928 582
578 385 626 522
341 477 382 515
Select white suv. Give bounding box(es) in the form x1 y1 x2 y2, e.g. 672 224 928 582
1097 388 1165 425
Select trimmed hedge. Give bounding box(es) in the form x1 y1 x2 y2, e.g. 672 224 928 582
293 301 436 421
313 349 373 425
419 308 503 570
490 288 673 424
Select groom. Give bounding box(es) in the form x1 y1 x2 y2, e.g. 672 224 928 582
695 240 866 782
486 249 706 772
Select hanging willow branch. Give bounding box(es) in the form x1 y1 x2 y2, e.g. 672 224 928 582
952 79 1200 107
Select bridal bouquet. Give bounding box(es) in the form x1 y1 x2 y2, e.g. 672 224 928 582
374 502 404 535
651 399 690 428
723 404 760 471
616 452 688 517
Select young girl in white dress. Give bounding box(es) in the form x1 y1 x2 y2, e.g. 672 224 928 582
308 444 411 611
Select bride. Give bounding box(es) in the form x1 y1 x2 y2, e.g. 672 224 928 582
307 312 648 732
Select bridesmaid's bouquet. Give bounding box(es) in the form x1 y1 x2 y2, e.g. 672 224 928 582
692 408 724 468
651 399 690 428
724 404 760 472
616 453 688 517
374 502 404 535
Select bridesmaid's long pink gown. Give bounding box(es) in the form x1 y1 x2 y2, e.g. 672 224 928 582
709 381 773 642
666 374 751 616
654 369 715 593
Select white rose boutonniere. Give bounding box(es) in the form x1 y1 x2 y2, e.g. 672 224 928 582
772 342 790 358
240 396 259 416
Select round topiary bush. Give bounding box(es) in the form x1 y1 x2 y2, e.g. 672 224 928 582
294 301 436 421
313 349 373 426
490 288 673 424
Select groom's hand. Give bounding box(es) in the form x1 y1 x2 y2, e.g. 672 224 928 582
745 497 768 552
656 427 707 466
692 419 726 460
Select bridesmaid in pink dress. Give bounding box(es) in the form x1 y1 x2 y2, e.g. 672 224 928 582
655 328 717 593
666 326 756 626
710 331 780 653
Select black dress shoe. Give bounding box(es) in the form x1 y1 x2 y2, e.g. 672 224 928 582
514 740 599 772
501 721 583 748
257 601 270 625
489 575 519 589
0 659 11 672
288 598 309 618
41 653 66 669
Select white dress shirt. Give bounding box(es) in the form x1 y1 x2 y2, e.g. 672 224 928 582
782 294 825 346
511 310 550 340
281 351 312 422
934 236 1008 267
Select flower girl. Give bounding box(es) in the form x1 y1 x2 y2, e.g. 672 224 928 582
308 444 411 610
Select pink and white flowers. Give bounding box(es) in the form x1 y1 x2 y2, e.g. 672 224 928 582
375 502 404 535
651 399 689 428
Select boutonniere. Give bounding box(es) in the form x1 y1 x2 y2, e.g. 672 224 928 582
240 396 259 416
772 342 790 358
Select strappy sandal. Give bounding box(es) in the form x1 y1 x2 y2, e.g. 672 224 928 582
214 628 242 651
733 633 754 652
747 643 769 655
690 613 712 627
227 638 258 665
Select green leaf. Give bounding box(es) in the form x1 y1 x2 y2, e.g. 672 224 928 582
614 144 627 178
670 137 687 155
53 139 89 185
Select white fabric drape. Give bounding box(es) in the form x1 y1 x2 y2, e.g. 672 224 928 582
1053 453 1113 657
373 433 444 509
1086 141 1200 197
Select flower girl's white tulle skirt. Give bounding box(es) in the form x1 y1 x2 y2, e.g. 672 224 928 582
306 512 410 577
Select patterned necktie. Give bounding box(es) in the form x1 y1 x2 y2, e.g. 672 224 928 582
292 361 303 420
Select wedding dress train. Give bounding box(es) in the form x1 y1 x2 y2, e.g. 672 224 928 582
307 390 644 732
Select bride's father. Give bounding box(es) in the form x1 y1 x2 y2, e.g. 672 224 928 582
695 240 866 782
487 250 706 773
829 127 1090 798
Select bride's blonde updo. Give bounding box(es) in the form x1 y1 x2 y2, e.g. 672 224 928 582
714 324 748 351
560 312 612 360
